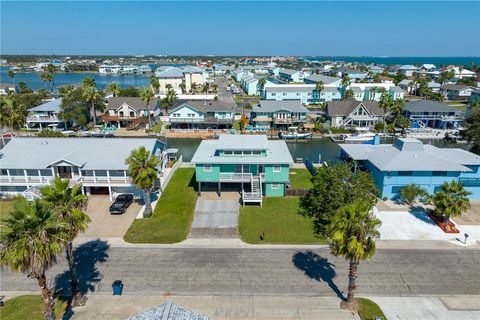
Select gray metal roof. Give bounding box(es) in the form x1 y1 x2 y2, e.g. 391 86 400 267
339 138 478 172
191 135 293 164
29 98 62 112
405 100 460 113
129 301 208 320
0 137 164 170
254 100 309 113
441 84 474 91
155 67 184 78
107 97 159 111
303 74 341 84
390 86 403 93
279 68 300 76
169 101 233 113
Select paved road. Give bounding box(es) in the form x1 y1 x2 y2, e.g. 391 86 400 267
2 245 480 297
214 76 239 112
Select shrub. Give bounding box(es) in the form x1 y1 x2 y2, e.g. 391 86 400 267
399 184 427 205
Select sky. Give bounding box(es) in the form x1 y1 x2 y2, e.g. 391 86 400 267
1 1 480 56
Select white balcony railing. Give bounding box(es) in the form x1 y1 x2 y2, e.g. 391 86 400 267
219 172 252 182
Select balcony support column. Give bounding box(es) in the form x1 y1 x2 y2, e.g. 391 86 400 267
218 181 221 197
7 169 11 182
124 170 128 183
198 182 201 196
38 170 42 183
24 169 29 189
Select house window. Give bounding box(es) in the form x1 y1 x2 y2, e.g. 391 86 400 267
432 171 447 176
252 150 262 155
204 165 212 173
233 151 242 155
398 171 413 176
272 93 276 96
224 150 233 155
271 183 279 189
273 165 281 173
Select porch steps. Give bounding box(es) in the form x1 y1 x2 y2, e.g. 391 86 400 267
22 186 42 201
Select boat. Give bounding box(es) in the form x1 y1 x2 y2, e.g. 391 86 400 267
344 132 377 142
280 132 312 139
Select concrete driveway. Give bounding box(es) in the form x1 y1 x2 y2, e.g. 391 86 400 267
190 199 240 238
77 195 141 242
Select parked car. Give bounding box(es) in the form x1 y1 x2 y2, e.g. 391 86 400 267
109 194 134 214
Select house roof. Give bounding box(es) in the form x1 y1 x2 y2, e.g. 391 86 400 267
390 86 404 93
399 65 417 70
279 68 300 76
254 100 309 113
107 97 159 111
0 137 164 170
183 65 205 73
303 74 341 84
29 98 62 112
339 138 479 172
441 84 474 91
191 135 293 164
405 100 459 113
327 101 385 117
155 67 184 78
169 100 233 114
399 79 412 86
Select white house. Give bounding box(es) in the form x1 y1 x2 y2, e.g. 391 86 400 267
278 68 301 83
0 83 16 95
262 83 341 104
348 83 404 101
0 138 167 201
26 98 64 130
155 65 208 94
327 100 385 128
445 67 476 79
99 64 122 74
103 97 160 128
398 65 418 77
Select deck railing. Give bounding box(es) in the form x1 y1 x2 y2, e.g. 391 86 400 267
219 172 252 182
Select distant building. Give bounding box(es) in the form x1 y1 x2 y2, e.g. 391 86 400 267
155 65 208 94
349 83 404 101
441 84 475 100
303 74 342 87
340 138 480 199
26 99 64 130
403 100 463 129
98 64 122 74
398 65 417 77
327 100 385 128
0 83 16 95
278 68 301 83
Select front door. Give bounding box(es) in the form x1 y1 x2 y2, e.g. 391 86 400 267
57 166 72 179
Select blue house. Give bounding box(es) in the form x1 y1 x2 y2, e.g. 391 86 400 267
278 68 301 83
339 138 480 199
403 100 464 129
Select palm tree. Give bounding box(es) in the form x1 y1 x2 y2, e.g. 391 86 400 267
139 87 154 128
315 81 324 104
341 75 351 97
40 72 50 90
257 77 267 95
179 82 186 94
0 198 68 319
7 70 16 88
106 81 120 97
1 97 28 129
162 88 177 115
430 181 471 221
150 75 159 94
40 178 90 307
327 200 381 311
83 86 101 124
82 76 96 88
191 82 197 93
125 146 160 217
47 64 57 92
202 82 210 94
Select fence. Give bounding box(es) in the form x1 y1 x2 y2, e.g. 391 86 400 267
305 160 317 176
285 188 310 197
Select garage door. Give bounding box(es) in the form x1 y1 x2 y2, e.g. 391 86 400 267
90 187 109 195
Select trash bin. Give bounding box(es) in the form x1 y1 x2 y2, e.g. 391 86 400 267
112 280 123 295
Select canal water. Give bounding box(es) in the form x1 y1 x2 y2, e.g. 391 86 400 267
162 137 471 162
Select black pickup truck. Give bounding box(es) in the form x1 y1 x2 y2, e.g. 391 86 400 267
109 194 134 215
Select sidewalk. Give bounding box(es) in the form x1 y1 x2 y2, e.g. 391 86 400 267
71 293 359 320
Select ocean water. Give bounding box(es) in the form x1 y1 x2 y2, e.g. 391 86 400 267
304 56 480 67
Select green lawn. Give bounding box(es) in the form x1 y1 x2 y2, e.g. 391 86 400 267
124 168 197 243
289 169 313 189
358 298 387 320
0 295 68 320
238 197 325 244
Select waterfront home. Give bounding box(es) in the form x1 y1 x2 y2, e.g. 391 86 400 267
327 100 385 128
251 100 308 130
0 137 167 201
403 100 463 129
339 138 480 199
168 100 234 129
155 65 207 94
278 68 301 83
0 83 16 95
138 65 152 74
349 83 404 101
191 135 294 204
262 83 340 104
441 84 475 100
26 98 64 130
98 64 122 74
103 97 160 128
303 74 342 87
398 65 417 77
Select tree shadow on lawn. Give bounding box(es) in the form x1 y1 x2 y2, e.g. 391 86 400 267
54 239 110 319
292 250 345 301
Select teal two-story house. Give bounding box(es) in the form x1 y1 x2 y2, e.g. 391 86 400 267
168 101 234 129
340 138 480 199
191 135 294 205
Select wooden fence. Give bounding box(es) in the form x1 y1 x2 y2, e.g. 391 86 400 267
285 188 310 197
